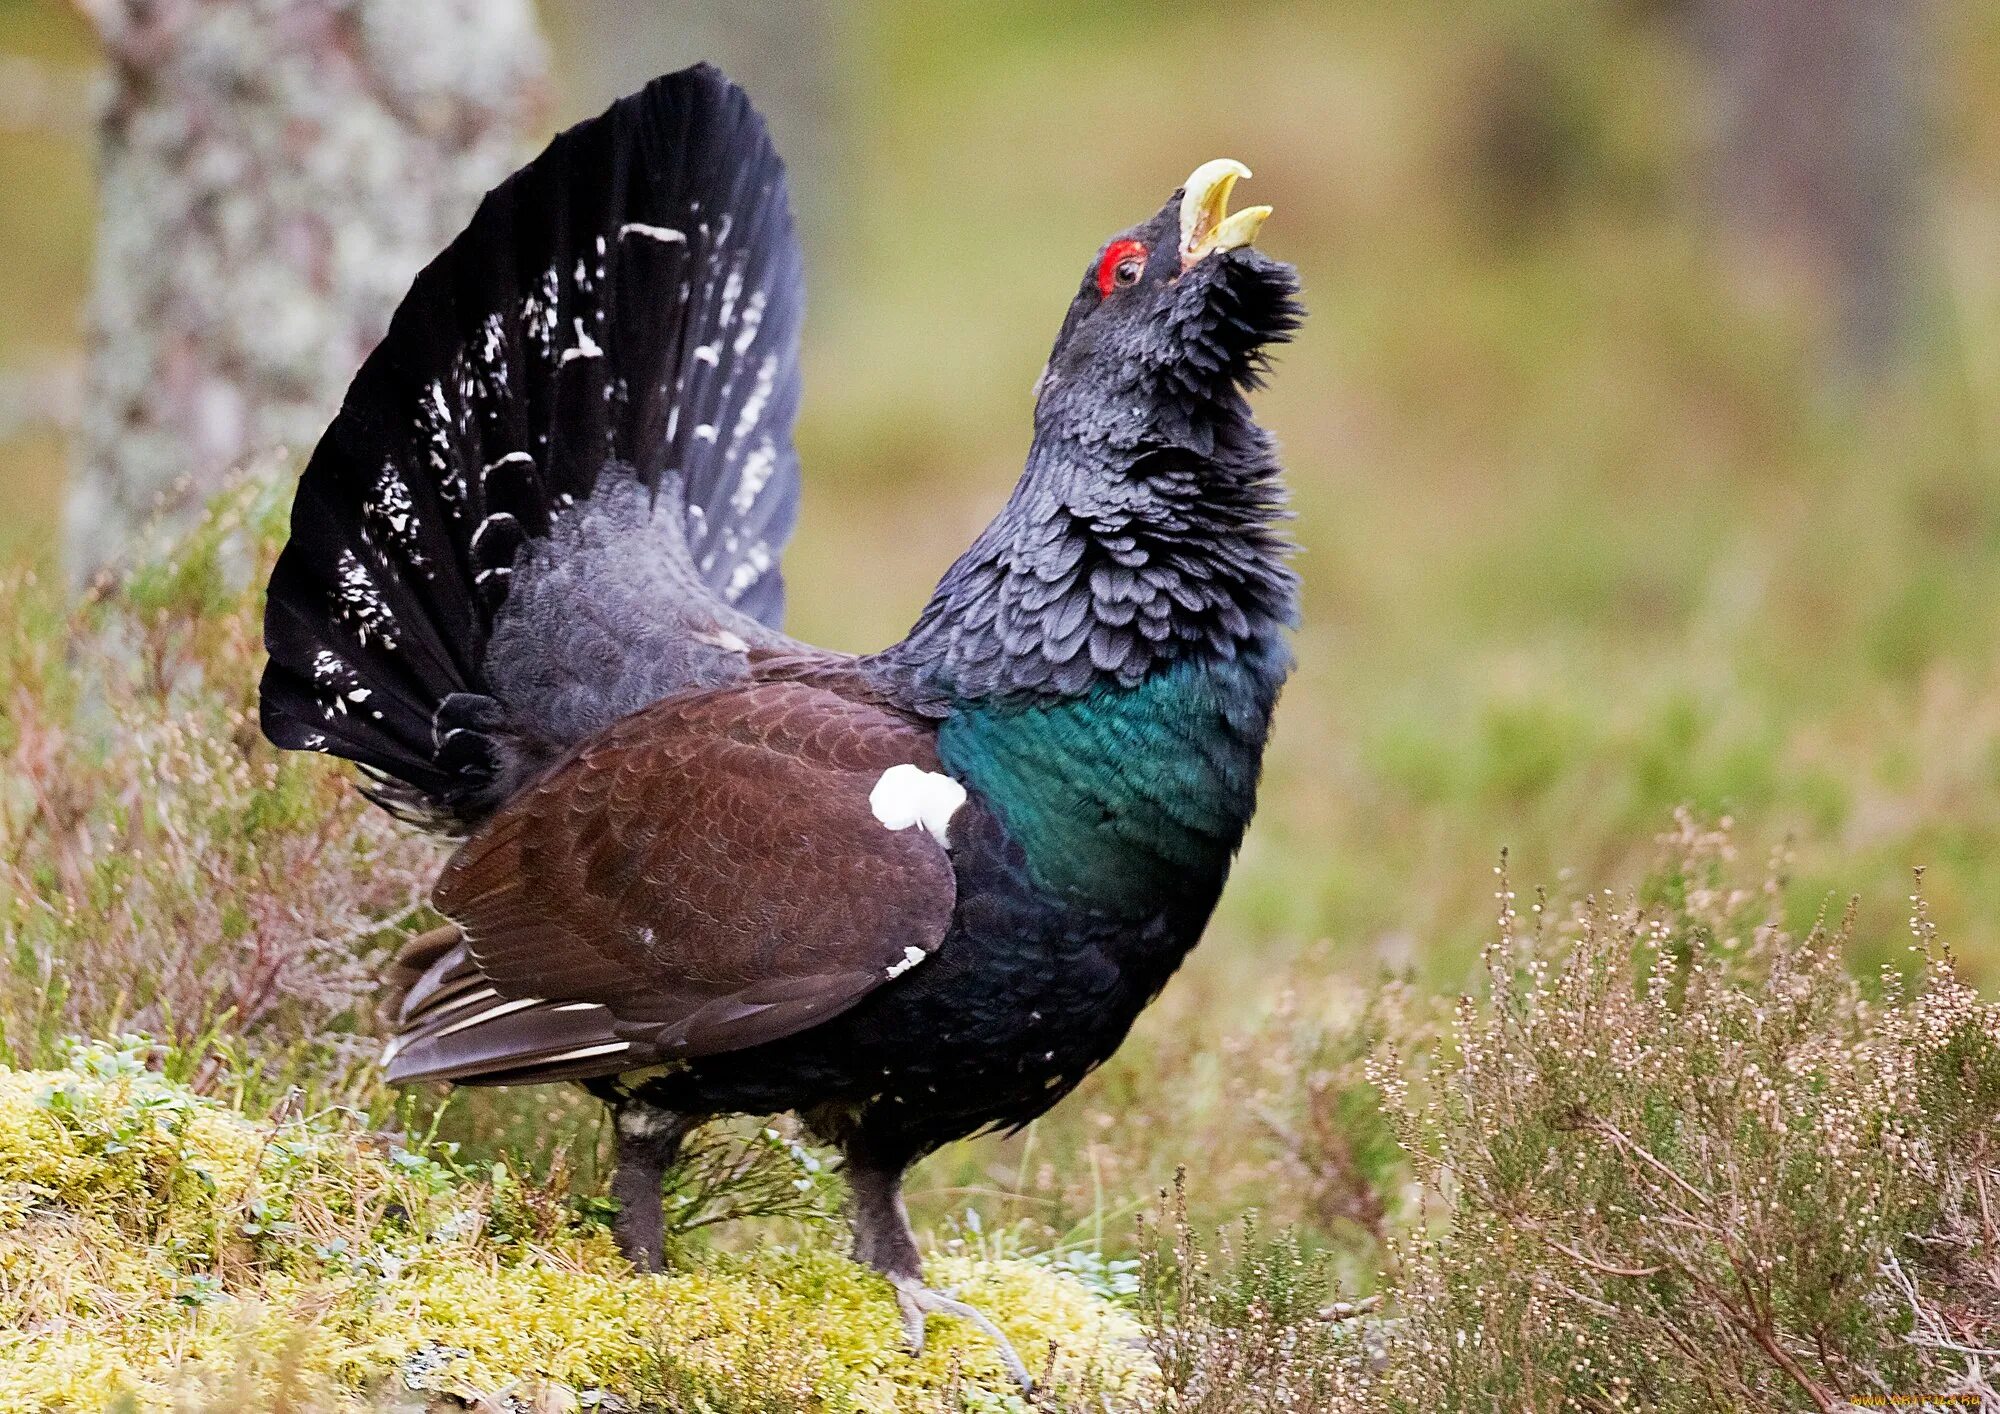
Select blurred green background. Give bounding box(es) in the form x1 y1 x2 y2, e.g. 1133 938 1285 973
6 0 2000 1009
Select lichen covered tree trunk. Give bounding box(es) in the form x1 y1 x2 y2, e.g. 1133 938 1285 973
1695 0 1925 381
65 0 549 585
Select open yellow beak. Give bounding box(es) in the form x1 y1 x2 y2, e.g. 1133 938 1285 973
1179 158 1272 266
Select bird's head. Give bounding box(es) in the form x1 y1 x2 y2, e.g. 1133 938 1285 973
879 158 1301 707
1034 159 1301 447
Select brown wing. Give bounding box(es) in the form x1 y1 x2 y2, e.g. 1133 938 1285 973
383 676 957 1085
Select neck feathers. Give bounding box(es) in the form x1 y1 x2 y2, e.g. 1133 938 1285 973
875 416 1297 709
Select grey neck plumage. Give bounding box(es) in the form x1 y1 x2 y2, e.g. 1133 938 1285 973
870 413 1298 713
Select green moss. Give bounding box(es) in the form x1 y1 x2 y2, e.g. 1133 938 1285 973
0 1045 1154 1411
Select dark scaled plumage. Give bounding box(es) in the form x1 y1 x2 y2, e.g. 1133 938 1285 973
259 66 1302 1390
261 65 804 826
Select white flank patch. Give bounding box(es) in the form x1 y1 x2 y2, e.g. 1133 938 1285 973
619 222 686 244
868 764 967 848
884 945 928 980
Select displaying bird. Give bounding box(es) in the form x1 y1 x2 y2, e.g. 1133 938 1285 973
260 64 1299 1389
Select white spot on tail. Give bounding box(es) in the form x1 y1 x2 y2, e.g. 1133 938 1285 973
481 450 535 481
619 222 686 245
369 462 417 545
868 765 967 848
733 289 767 354
521 268 559 352
723 542 771 600
478 313 506 367
885 945 928 980
560 319 603 364
732 354 778 444
731 440 778 513
334 549 398 648
470 511 518 555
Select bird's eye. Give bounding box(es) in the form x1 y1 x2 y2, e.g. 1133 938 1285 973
1095 239 1148 299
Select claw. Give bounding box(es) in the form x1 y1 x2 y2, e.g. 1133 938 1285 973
893 1276 1035 1394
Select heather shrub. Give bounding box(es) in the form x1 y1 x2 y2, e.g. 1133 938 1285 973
0 484 440 1087
1134 1173 1378 1412
1370 813 2000 1411
10 490 2000 1411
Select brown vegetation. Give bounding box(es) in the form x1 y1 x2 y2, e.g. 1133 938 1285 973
6 494 1999 1409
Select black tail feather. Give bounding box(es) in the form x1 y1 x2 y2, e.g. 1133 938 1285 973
261 64 807 827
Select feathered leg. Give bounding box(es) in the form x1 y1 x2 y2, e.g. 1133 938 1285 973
844 1145 1033 1393
594 1088 693 1273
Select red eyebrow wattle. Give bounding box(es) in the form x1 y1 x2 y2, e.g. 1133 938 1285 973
1096 239 1147 298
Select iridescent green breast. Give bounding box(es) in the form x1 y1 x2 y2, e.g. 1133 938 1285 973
936 639 1289 916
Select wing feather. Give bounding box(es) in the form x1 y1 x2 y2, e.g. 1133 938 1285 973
384 674 959 1084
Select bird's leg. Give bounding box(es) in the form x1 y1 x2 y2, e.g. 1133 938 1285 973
844 1148 1034 1394
595 1089 692 1274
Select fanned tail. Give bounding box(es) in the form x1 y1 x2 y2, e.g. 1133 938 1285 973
260 64 807 828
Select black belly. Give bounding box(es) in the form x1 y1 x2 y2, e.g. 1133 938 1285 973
636 804 1222 1158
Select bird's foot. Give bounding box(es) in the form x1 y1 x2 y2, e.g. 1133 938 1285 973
893 1275 1034 1394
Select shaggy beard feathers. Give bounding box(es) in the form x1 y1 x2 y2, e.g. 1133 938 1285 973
874 423 1298 708
1154 249 1305 403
